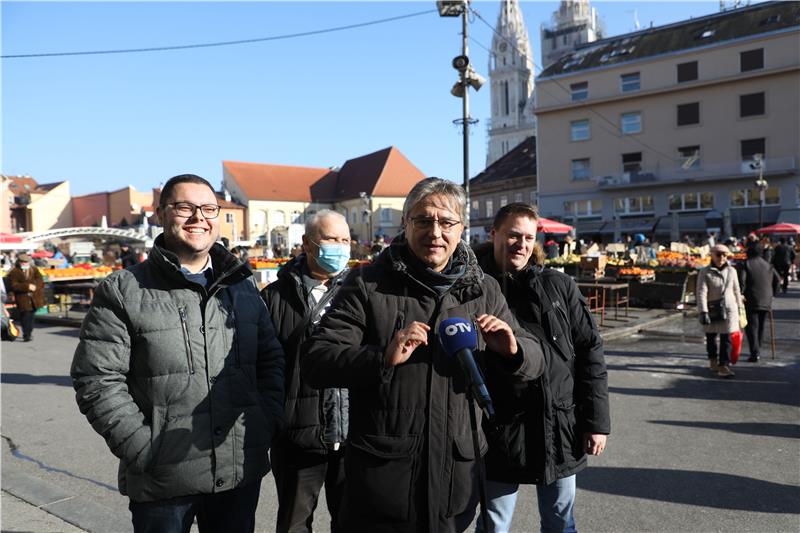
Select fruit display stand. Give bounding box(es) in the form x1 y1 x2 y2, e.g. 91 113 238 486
42 265 116 315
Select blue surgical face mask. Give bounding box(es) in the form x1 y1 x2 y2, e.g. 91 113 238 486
311 240 350 274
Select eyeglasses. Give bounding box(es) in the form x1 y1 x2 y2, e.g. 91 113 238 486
408 217 462 233
166 202 221 219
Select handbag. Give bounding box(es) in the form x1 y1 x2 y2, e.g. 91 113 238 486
706 268 733 323
739 307 748 329
707 299 727 322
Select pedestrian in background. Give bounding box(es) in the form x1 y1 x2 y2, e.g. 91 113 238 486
5 253 45 342
738 245 780 362
262 210 351 533
71 174 285 533
301 178 544 533
772 237 796 294
697 244 743 378
472 203 610 533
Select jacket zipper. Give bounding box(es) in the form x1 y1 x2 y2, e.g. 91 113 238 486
230 308 241 368
178 307 195 374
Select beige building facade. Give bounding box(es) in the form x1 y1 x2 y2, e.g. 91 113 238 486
535 1 800 240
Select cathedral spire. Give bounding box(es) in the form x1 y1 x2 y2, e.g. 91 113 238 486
486 0 536 167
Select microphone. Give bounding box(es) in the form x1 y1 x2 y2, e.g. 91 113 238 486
439 318 495 419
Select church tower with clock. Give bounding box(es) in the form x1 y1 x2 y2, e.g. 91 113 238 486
486 0 536 166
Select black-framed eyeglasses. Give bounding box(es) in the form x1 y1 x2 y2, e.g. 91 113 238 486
166 202 221 219
408 216 462 233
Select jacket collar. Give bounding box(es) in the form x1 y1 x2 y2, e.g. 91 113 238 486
380 232 483 293
149 234 251 291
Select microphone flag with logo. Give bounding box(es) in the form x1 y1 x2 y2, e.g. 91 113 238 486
438 317 495 419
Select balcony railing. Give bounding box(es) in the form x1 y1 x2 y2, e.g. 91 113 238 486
595 156 797 189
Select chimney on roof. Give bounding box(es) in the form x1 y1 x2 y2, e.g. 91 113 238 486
329 166 340 172
223 188 232 202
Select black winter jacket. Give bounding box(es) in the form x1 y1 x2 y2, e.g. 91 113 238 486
738 257 780 311
474 244 610 485
301 236 545 533
261 255 349 453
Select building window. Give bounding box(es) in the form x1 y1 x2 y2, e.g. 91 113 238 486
740 48 764 72
571 158 591 181
514 192 523 203
503 81 510 115
740 92 765 117
669 192 714 211
472 199 479 213
380 207 392 223
500 195 508 208
530 190 538 205
486 199 494 218
621 112 641 134
677 61 698 83
291 210 302 224
620 72 640 92
730 187 779 207
741 138 766 161
614 196 654 215
570 119 590 141
350 209 357 225
571 81 588 102
678 145 701 169
622 152 642 175
677 102 700 126
564 199 602 218
225 213 234 224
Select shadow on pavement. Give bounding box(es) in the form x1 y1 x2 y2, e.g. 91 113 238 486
1 373 72 387
579 466 800 513
609 364 800 407
36 325 81 338
648 420 800 439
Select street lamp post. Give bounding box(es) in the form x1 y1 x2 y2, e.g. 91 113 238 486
438 0 484 243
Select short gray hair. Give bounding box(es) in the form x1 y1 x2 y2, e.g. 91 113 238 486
402 177 466 222
304 209 347 238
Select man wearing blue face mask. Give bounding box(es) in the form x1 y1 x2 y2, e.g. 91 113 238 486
261 210 352 533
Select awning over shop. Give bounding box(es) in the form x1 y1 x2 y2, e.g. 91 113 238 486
575 220 606 235
653 213 707 234
729 206 780 225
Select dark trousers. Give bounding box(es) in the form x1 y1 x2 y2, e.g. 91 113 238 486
706 333 731 366
128 480 262 533
775 265 790 292
271 442 346 533
15 309 35 340
744 308 767 357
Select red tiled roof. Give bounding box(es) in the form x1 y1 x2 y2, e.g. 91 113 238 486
215 192 245 209
334 146 427 198
5 175 39 194
223 161 336 202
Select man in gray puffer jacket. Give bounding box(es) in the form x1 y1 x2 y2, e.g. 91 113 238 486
71 174 284 533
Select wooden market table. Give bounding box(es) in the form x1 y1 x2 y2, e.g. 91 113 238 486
576 280 630 326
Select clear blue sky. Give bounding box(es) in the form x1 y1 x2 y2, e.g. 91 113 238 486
3 1 741 196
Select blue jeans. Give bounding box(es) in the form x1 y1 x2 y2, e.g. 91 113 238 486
476 476 577 533
129 480 262 533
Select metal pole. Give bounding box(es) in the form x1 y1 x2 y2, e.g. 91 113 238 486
758 166 765 230
461 4 471 244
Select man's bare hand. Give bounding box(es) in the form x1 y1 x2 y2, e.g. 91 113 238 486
385 321 430 367
476 314 517 357
584 433 607 455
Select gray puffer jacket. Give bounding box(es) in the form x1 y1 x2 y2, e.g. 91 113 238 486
71 236 285 502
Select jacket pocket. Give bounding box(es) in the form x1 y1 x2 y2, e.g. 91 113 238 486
178 307 195 374
448 432 487 516
345 434 422 523
130 406 165 473
553 401 580 463
486 413 527 469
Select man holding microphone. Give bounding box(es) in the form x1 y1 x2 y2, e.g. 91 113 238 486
301 178 544 533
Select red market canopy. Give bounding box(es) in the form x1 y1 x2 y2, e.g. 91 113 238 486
538 217 573 234
0 232 23 243
756 222 800 235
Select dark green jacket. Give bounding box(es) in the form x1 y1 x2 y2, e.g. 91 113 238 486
71 236 285 502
